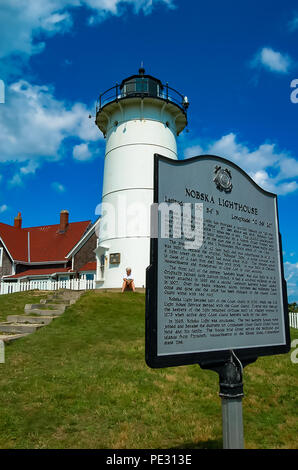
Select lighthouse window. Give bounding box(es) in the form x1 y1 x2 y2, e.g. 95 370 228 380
148 79 158 97
122 78 159 97
135 78 148 93
124 80 136 95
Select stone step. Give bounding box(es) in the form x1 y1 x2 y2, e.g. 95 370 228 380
0 333 31 344
7 315 54 325
45 303 68 309
25 303 66 311
0 323 43 334
54 290 84 300
50 297 79 306
25 308 64 316
24 304 65 315
40 298 71 305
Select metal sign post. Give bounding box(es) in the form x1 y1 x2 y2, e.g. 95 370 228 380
146 153 291 449
0 340 4 364
222 397 244 449
200 351 254 449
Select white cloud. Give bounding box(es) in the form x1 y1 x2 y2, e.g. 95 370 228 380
0 80 101 175
73 143 92 161
0 204 8 213
40 11 73 33
184 144 203 159
251 47 292 74
9 174 23 187
0 0 174 181
0 0 175 183
0 0 175 62
0 1 72 60
52 182 66 193
20 161 40 175
87 0 176 22
184 133 298 195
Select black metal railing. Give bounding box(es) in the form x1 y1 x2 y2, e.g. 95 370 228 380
96 78 189 113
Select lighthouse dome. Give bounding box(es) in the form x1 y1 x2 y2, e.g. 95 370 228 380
96 68 188 136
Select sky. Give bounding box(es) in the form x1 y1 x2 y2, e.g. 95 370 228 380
0 0 298 299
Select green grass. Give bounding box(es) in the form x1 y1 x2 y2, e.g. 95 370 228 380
0 291 48 322
0 290 297 449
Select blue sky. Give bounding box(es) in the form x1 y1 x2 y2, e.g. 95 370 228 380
0 0 298 299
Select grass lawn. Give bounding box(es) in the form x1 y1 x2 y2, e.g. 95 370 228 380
0 290 297 449
0 291 48 323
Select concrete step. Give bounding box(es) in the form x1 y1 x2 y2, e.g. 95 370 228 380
40 298 71 305
25 303 66 311
54 290 84 301
44 303 68 310
24 308 64 316
0 333 31 344
24 304 65 315
7 315 54 325
0 323 43 334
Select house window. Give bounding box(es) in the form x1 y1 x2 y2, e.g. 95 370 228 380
86 273 94 281
0 247 3 267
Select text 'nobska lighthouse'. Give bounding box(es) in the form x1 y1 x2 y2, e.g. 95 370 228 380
94 68 189 288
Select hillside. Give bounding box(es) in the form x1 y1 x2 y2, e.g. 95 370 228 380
0 290 297 449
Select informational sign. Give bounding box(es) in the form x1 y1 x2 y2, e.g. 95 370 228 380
146 154 290 368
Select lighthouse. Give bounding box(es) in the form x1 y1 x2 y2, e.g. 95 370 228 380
94 68 189 288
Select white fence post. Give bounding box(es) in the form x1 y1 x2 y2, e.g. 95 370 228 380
290 312 298 329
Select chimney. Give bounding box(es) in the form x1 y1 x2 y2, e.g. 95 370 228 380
59 210 69 232
14 212 22 229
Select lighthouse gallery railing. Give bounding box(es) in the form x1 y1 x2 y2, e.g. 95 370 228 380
96 80 188 113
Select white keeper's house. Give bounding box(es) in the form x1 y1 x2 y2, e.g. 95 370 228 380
0 210 99 283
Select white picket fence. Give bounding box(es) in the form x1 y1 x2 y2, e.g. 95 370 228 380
289 311 298 329
0 278 96 295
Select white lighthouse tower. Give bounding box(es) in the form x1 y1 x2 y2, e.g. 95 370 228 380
95 68 189 288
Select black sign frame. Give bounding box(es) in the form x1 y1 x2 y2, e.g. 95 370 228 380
145 154 291 369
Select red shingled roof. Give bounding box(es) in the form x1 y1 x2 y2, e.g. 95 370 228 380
0 220 91 262
5 267 74 279
0 222 28 261
79 262 96 272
